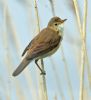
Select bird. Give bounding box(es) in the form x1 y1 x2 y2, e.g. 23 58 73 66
12 16 67 76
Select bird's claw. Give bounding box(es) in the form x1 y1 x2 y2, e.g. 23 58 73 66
40 71 46 75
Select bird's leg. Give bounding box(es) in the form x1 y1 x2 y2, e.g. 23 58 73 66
35 59 46 75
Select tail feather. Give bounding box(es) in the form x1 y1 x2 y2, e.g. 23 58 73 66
12 58 32 76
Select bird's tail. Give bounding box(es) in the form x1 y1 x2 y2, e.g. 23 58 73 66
12 58 32 77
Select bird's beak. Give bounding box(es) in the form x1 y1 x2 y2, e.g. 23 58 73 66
61 19 67 23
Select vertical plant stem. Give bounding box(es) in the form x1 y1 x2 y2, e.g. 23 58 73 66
54 94 57 100
34 0 48 100
49 0 55 16
72 0 89 69
80 0 87 100
61 47 74 100
3 1 27 100
50 58 65 100
73 0 88 100
73 0 82 34
3 2 10 99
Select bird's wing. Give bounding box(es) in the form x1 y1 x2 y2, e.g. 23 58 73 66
22 32 41 56
22 40 33 56
26 28 62 59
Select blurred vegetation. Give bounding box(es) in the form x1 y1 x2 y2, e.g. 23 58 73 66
0 0 90 100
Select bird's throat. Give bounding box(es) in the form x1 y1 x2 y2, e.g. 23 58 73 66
58 24 64 36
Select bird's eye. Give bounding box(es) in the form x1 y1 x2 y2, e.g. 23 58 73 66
55 23 57 26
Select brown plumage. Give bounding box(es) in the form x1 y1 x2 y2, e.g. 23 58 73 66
12 17 67 76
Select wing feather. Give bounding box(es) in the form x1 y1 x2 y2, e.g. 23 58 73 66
26 28 62 59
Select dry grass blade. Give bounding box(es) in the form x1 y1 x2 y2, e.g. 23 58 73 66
72 0 88 100
72 1 89 79
73 0 82 34
79 0 88 100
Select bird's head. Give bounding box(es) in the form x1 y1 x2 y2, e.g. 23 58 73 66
48 17 67 33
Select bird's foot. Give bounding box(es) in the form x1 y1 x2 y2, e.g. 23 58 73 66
40 71 46 75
